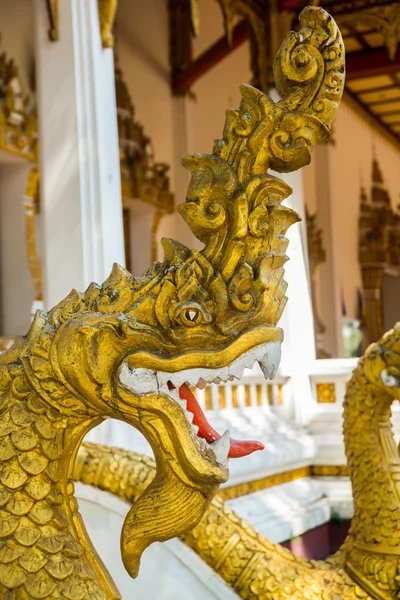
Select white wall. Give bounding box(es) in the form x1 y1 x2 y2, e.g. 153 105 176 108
0 164 35 335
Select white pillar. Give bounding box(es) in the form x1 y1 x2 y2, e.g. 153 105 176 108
34 0 125 309
278 168 317 425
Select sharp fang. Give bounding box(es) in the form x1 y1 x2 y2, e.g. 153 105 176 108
192 424 199 434
211 430 230 465
245 356 255 369
185 410 194 424
258 343 281 380
258 357 269 380
197 378 207 390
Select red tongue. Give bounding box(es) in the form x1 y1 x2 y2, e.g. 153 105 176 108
172 382 264 459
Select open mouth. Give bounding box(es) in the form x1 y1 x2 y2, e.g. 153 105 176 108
168 381 264 459
119 341 280 468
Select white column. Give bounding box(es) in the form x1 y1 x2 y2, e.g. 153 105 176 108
34 0 125 309
278 168 317 425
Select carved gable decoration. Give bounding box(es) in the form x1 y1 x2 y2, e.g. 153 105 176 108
359 159 400 269
0 43 37 161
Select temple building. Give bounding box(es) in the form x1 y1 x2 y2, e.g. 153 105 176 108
0 1 400 599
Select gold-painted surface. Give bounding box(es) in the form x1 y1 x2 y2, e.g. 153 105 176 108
0 7 342 598
75 328 400 600
45 0 59 42
359 159 400 345
277 383 284 405
316 382 336 404
23 167 43 303
257 384 263 406
204 387 213 411
267 385 273 405
73 445 351 507
311 465 349 477
73 443 354 572
190 0 200 36
98 0 117 48
244 386 251 408
178 326 400 599
0 42 37 161
222 465 351 499
219 467 311 501
231 386 239 409
218 387 227 410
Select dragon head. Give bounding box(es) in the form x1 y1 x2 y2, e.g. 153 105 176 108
21 5 343 580
364 322 400 402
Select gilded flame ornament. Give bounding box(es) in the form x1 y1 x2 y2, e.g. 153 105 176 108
0 6 345 599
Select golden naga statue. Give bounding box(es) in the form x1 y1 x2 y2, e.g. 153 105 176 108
0 6 352 599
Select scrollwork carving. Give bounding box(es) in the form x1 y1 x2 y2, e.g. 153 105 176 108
98 0 118 48
0 42 37 161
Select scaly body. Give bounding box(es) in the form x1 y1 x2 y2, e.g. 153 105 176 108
0 344 116 599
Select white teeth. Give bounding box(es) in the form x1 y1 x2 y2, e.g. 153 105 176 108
211 430 230 465
245 355 256 369
257 343 281 380
258 356 269 379
119 365 158 394
196 378 207 390
192 424 199 434
185 410 194 424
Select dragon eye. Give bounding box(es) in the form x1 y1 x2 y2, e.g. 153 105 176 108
184 308 200 326
176 303 212 327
